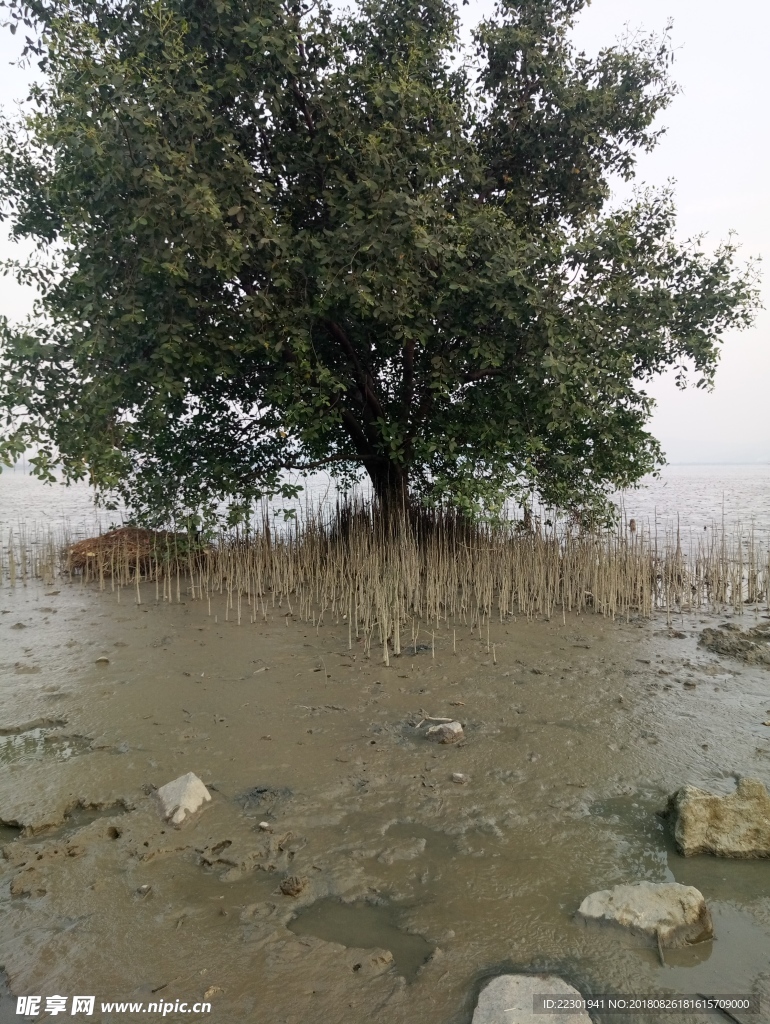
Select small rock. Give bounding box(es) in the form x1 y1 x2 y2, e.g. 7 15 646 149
473 974 591 1024
426 721 464 744
156 772 211 827
667 777 770 858
576 881 713 948
257 821 273 832
95 656 110 665
451 773 468 784
280 875 308 897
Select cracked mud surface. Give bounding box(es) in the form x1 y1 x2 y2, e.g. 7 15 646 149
1 583 769 1023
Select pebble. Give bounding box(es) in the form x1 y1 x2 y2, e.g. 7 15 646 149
451 773 469 784
426 721 464 744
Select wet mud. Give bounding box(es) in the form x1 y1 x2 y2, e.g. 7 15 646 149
700 621 770 666
1 582 769 1022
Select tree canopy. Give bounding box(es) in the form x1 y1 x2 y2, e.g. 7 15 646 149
0 0 759 522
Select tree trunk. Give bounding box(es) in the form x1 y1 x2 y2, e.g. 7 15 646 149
364 457 410 517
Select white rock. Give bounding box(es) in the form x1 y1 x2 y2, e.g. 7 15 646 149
473 974 590 1024
576 881 713 948
426 721 464 744
667 778 770 858
156 772 211 826
451 772 469 784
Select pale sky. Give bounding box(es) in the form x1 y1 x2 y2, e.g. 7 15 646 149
0 0 766 464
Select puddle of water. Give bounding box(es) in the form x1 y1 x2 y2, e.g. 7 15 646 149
288 899 434 981
0 825 21 845
661 903 770 992
0 729 92 767
591 792 770 904
665 836 770 906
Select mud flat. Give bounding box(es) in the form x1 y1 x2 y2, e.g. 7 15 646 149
1 581 770 1022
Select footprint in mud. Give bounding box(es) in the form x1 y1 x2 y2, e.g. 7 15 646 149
0 718 68 735
40 801 131 841
236 785 292 817
288 899 434 981
13 663 41 674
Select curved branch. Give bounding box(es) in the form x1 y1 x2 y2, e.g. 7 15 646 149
323 319 386 422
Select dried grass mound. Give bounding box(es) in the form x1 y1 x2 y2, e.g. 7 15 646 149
65 527 186 574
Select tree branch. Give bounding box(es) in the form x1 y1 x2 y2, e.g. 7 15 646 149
323 319 386 422
402 336 415 418
462 367 505 384
283 455 344 471
290 80 316 136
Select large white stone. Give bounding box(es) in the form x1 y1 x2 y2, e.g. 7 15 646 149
473 974 591 1024
156 772 211 826
576 881 713 948
668 778 770 858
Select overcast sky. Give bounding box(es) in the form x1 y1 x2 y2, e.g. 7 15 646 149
0 0 766 465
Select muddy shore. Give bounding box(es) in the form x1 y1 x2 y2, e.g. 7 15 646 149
1 581 769 1023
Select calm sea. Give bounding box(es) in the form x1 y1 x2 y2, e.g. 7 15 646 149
1 463 769 540
615 463 770 538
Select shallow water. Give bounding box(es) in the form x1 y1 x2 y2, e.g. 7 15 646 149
3 463 770 536
0 575 769 1021
617 464 770 538
0 727 93 768
289 898 435 981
